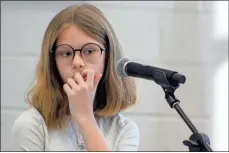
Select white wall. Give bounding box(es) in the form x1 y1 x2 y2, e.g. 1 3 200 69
1 1 228 151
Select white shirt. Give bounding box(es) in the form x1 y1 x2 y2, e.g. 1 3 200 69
11 107 139 151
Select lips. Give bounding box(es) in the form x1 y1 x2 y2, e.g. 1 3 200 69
83 76 87 81
82 74 87 81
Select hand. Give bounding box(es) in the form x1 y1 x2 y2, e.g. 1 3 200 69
63 69 102 122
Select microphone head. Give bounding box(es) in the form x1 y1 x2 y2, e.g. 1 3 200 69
116 58 130 77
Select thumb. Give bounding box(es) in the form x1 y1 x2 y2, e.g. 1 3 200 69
94 73 102 90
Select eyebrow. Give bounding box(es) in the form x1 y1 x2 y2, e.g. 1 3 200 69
56 42 104 49
58 42 93 46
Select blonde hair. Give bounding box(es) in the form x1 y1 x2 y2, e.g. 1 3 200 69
27 4 137 129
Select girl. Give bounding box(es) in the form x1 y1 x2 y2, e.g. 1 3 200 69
11 3 139 151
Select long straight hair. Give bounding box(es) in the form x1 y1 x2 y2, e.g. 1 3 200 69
27 4 138 129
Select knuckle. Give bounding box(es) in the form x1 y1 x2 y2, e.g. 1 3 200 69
67 78 72 83
82 85 88 90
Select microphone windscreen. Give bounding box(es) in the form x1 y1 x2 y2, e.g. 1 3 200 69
116 58 130 77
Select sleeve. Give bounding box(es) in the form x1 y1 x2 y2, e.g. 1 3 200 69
11 110 45 151
116 120 140 151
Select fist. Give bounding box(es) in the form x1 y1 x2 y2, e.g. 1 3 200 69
63 69 102 120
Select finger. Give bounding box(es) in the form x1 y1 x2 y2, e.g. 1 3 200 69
82 69 94 88
63 84 74 96
67 78 79 91
74 72 85 85
94 73 102 90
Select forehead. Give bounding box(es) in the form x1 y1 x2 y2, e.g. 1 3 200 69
56 24 104 49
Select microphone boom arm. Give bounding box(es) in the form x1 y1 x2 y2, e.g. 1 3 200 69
153 70 213 152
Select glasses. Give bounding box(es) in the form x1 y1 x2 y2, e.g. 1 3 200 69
52 43 106 64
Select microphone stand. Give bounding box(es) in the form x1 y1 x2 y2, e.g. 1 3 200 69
153 70 213 152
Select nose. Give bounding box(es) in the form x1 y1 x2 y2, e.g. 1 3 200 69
72 52 85 69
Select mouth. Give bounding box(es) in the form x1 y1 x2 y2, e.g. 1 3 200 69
82 74 87 81
71 73 87 81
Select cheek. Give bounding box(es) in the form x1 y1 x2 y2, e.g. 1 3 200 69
56 63 72 82
96 53 106 74
87 56 105 75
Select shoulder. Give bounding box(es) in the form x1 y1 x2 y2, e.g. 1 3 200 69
12 106 47 139
100 113 139 134
100 114 140 151
11 107 47 151
13 107 45 129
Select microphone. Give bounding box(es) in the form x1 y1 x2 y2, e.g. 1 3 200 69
117 58 186 86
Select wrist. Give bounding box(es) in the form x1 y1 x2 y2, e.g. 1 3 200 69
74 113 96 125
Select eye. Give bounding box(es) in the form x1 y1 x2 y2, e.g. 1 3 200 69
55 45 74 58
56 50 73 57
83 49 96 55
63 51 73 57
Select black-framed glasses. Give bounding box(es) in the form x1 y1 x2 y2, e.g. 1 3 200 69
51 43 106 64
